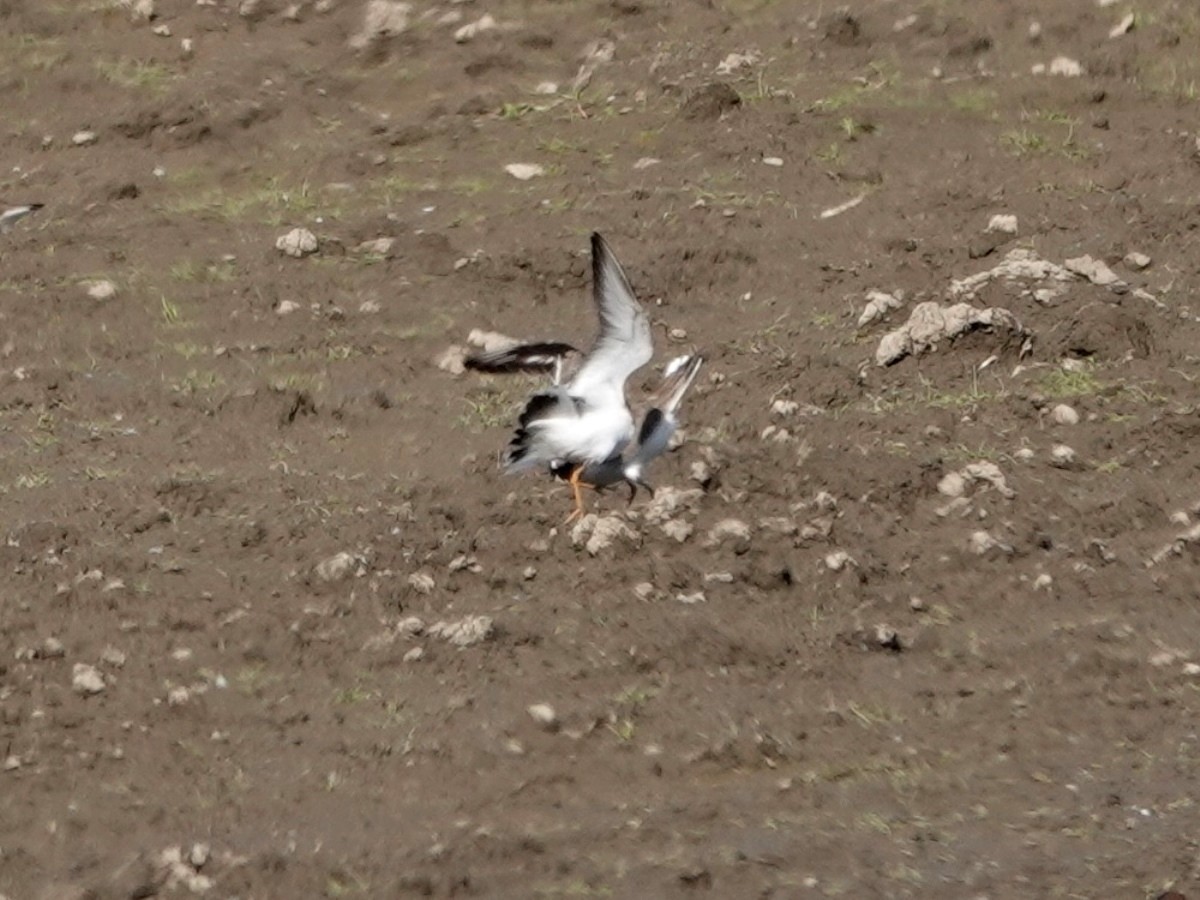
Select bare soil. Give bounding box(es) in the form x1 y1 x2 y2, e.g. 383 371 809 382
3 0 1200 897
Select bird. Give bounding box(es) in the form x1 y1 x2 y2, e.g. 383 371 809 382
0 202 44 234
555 352 704 502
474 231 668 522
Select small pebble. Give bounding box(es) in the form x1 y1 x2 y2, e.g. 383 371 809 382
1124 251 1151 271
986 214 1018 235
762 156 783 167
1034 573 1053 590
527 703 558 729
504 163 544 181
72 130 98 146
1050 404 1079 425
824 550 854 571
275 227 318 258
1050 444 1077 467
72 664 106 695
403 647 424 662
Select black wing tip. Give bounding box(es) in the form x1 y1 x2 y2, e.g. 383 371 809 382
637 407 667 445
464 342 579 374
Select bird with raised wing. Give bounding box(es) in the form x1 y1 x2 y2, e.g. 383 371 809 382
553 352 703 503
483 232 662 521
0 202 44 234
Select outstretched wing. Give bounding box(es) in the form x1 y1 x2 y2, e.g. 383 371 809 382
464 341 579 375
567 232 653 406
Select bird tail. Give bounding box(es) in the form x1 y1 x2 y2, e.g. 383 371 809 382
503 389 572 472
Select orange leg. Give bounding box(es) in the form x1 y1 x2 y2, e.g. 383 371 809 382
563 466 594 525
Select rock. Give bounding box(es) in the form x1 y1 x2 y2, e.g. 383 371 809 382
1015 447 1035 461
354 237 395 257
72 130 98 146
84 279 118 301
762 156 783 167
100 646 127 667
937 471 966 498
771 398 799 416
633 582 656 600
72 663 106 695
533 81 558 95
633 157 660 170
1050 404 1079 425
1109 12 1135 38
969 530 1011 555
275 299 300 315
522 565 537 580
939 461 1015 498
986 214 1018 235
824 550 855 571
715 51 760 75
349 0 411 50
406 573 435 594
1124 251 1151 271
1049 444 1077 467
676 590 706 604
1048 56 1083 77
527 703 558 730
188 844 210 870
504 163 545 181
167 686 190 706
436 346 467 375
1034 573 1053 590
467 328 520 353
1065 255 1120 287
403 646 424 662
276 227 318 257
152 23 171 36
396 616 425 637
949 248 1075 300
642 486 703 524
40 636 66 659
570 513 637 556
315 551 356 582
119 0 156 19
428 615 494 647
858 289 903 328
454 13 496 42
447 554 481 574
660 519 693 542
704 518 751 546
875 301 1025 367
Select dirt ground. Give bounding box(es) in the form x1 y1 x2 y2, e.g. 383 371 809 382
3 0 1200 896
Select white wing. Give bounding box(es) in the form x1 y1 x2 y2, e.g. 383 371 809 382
567 232 653 408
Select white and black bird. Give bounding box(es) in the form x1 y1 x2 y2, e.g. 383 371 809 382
0 202 44 234
559 352 703 502
471 232 683 521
